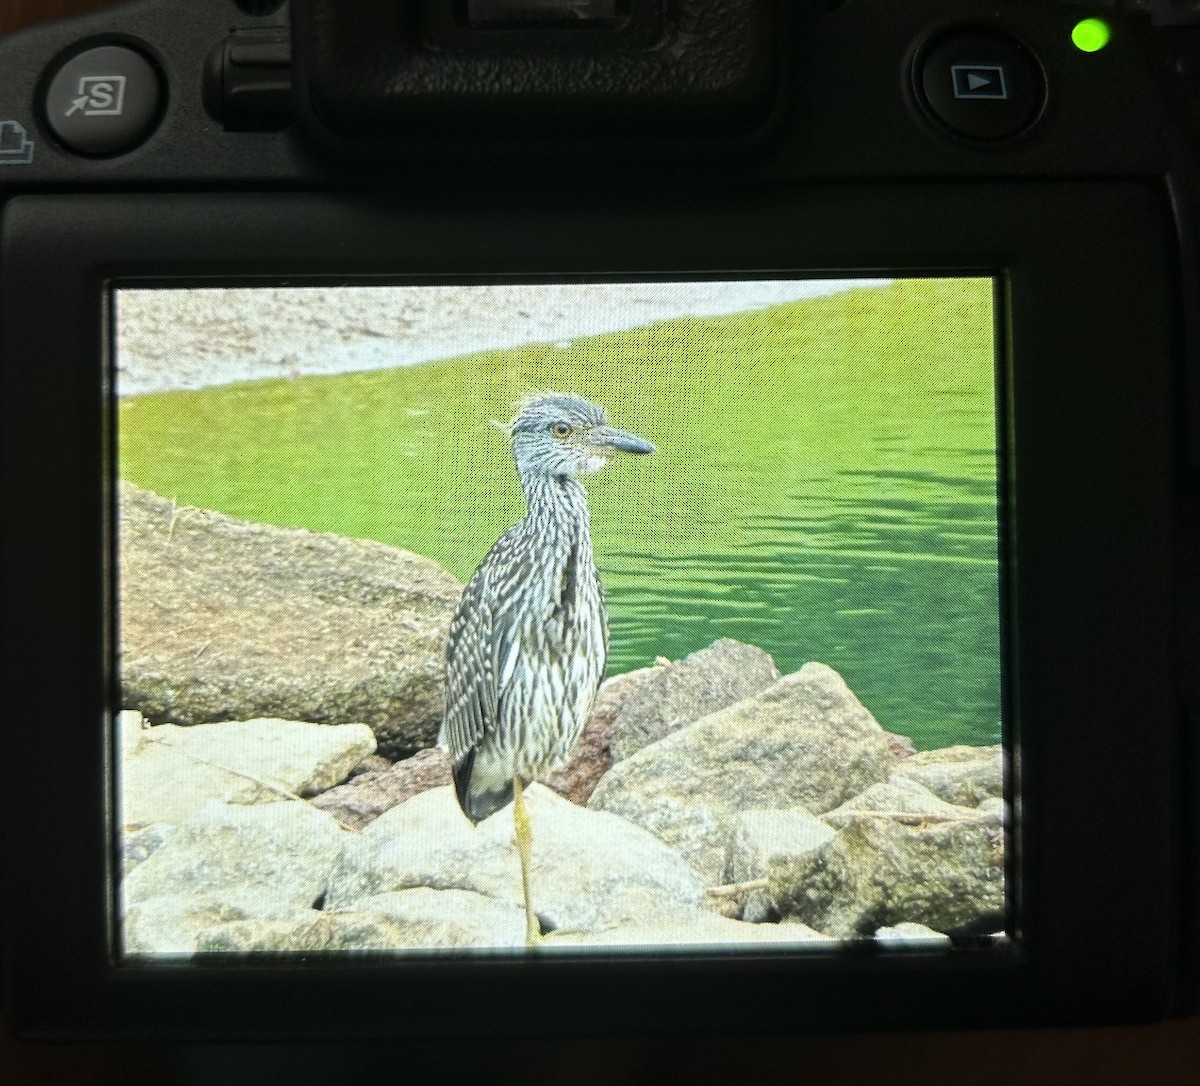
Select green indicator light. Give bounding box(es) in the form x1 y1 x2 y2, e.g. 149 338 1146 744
1071 17 1111 52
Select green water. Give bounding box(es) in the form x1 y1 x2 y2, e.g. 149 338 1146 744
117 278 1002 750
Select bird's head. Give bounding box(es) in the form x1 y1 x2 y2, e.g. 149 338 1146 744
508 392 655 480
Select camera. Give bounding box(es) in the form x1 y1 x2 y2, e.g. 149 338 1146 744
1 0 1198 1040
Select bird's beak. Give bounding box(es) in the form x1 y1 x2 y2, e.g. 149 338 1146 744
588 426 656 455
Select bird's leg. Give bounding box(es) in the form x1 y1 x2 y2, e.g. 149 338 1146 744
512 774 541 948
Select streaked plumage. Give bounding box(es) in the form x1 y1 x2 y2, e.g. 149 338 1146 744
439 392 654 822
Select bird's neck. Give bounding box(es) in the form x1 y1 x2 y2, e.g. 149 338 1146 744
521 474 591 542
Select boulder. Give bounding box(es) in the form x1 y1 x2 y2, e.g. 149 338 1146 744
768 804 1005 938
326 784 708 939
189 898 832 954
124 898 251 956
349 754 393 778
118 481 463 755
120 714 376 828
608 640 780 762
883 731 917 759
874 922 953 947
822 776 979 828
588 663 896 882
723 808 837 922
350 888 527 946
544 914 831 948
311 747 453 830
890 744 1004 807
543 666 659 805
122 800 349 949
121 824 174 875
194 905 510 953
118 708 144 760
978 796 1007 819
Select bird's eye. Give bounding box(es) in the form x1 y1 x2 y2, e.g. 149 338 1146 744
550 422 572 439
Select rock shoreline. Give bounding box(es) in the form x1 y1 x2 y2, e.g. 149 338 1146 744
117 484 1007 954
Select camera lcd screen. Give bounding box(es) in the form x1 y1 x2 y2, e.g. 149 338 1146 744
112 276 1007 957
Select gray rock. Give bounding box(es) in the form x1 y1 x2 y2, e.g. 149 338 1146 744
324 784 480 904
978 796 1007 819
122 801 348 929
724 809 837 922
311 747 453 830
130 892 520 956
326 785 707 938
768 805 1005 938
124 898 250 956
544 914 832 948
118 481 463 755
883 731 918 759
120 715 376 829
121 824 174 875
122 733 259 829
608 640 780 762
352 888 527 947
874 922 953 947
890 744 1004 807
193 907 505 954
349 754 393 778
118 708 145 760
588 663 896 882
822 776 979 828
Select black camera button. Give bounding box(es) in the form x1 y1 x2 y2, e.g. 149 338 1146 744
43 44 163 157
917 31 1045 142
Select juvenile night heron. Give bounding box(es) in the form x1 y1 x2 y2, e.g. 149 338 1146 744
438 392 655 946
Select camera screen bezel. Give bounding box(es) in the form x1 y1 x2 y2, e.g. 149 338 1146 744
0 181 1184 1038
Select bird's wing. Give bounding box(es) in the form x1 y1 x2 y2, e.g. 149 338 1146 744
440 563 496 763
487 528 548 720
440 526 548 763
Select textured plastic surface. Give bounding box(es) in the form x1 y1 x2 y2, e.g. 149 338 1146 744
0 0 1197 1040
292 0 778 141
0 182 1188 1038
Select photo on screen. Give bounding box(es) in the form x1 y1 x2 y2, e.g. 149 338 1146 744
112 277 1006 956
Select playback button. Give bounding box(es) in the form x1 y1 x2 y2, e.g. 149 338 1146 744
44 44 163 156
917 31 1044 141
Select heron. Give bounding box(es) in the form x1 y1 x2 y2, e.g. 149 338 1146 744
438 392 655 947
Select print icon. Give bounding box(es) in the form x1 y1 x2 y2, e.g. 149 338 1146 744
65 74 128 117
0 120 34 165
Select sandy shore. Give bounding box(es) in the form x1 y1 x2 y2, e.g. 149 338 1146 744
113 279 891 396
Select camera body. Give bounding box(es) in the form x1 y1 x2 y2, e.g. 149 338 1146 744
3 1 1199 185
1 0 1199 1040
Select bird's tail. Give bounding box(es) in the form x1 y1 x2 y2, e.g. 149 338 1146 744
451 748 516 823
